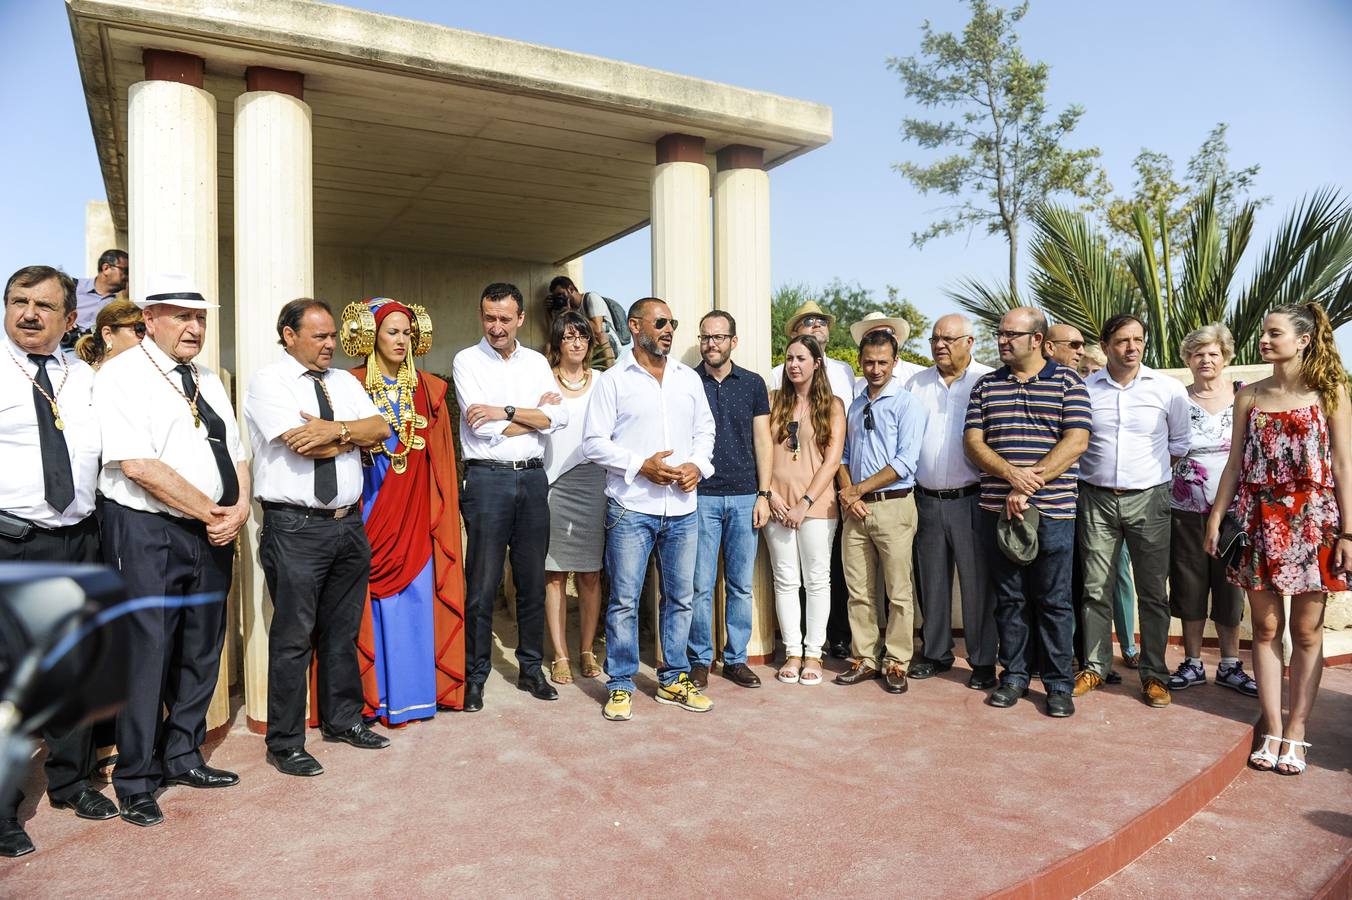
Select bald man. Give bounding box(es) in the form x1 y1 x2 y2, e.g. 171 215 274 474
1044 324 1086 370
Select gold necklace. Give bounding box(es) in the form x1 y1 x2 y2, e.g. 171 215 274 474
9 347 70 430
556 367 590 391
365 359 425 474
141 342 202 427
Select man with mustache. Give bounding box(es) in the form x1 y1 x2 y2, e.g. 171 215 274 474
244 298 392 776
453 282 568 711
0 266 109 857
95 273 252 826
583 298 717 721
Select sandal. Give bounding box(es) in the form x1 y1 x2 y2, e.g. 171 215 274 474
777 656 802 684
580 651 602 679
1248 734 1281 772
799 658 823 686
549 658 573 685
1276 738 1311 776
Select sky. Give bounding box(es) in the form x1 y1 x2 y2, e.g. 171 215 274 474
3 0 1351 354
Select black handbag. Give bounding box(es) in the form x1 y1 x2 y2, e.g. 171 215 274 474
1216 511 1248 567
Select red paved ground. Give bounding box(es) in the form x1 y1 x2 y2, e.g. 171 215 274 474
1 643 1290 897
1088 665 1352 900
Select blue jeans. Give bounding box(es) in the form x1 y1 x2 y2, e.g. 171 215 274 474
688 493 758 667
603 500 698 692
983 510 1076 694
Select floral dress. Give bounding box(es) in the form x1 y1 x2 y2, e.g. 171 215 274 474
1229 404 1346 594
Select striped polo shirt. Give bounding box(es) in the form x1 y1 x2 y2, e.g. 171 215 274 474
964 360 1092 519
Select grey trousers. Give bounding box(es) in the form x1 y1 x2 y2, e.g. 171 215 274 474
1077 482 1172 684
914 491 996 667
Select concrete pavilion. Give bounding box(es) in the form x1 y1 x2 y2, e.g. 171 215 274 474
66 0 832 729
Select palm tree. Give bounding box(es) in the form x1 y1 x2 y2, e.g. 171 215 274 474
950 182 1352 368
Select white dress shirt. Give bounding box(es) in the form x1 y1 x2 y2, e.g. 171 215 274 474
1080 365 1192 490
907 361 993 490
582 354 716 516
544 374 600 483
452 338 567 462
770 356 856 406
96 339 245 517
0 335 101 526
244 354 382 509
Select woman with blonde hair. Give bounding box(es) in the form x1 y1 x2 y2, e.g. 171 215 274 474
1207 303 1351 775
74 298 142 369
765 335 845 685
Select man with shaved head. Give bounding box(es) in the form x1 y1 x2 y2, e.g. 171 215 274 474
906 314 997 688
1044 323 1086 370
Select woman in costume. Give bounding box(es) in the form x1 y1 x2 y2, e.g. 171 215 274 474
340 297 467 723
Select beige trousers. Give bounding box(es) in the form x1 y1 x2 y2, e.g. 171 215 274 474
841 494 917 670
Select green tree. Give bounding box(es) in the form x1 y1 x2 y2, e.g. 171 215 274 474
771 280 932 371
888 0 1105 295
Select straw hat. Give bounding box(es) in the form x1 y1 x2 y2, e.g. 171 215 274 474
849 311 911 346
784 300 835 336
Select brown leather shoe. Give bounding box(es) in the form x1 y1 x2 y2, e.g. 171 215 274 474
688 665 709 689
834 660 879 686
882 663 908 694
1142 677 1172 708
1072 669 1104 697
721 663 762 688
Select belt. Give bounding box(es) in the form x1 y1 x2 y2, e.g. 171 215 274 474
862 488 912 504
261 501 359 519
917 484 979 500
1084 483 1152 496
465 458 543 470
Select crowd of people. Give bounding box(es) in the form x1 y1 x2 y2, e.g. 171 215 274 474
1 255 1348 859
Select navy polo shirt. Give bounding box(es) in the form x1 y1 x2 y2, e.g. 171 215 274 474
696 361 770 496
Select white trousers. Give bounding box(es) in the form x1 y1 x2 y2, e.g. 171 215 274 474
765 517 838 659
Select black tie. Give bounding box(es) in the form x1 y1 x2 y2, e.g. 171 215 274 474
305 371 338 504
28 354 75 513
174 365 239 506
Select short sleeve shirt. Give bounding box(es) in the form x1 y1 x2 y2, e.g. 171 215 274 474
697 362 770 495
964 360 1092 519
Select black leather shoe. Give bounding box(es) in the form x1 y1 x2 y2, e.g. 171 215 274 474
322 722 391 750
721 663 762 688
834 661 879 685
908 658 953 680
882 665 909 694
0 819 34 858
118 792 164 827
688 665 709 688
267 747 324 777
51 787 118 819
987 683 1029 708
463 682 484 712
164 765 239 789
1106 670 1123 685
517 670 560 701
967 665 998 690
1046 690 1075 718
827 640 850 660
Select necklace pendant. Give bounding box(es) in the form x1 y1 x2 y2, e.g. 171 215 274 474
391 456 407 475
409 435 426 450
413 414 428 429
191 404 202 428
50 401 64 431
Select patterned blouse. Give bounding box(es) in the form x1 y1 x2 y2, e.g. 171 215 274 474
1170 394 1235 514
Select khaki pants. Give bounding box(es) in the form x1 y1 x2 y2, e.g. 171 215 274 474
842 494 917 670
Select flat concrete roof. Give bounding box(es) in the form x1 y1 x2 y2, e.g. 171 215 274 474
68 0 832 263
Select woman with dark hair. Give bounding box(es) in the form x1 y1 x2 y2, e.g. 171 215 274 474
1207 303 1351 776
543 310 606 683
764 335 846 685
341 297 466 724
74 298 142 369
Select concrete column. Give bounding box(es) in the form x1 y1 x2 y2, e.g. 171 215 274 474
234 67 314 731
651 133 711 367
127 50 219 369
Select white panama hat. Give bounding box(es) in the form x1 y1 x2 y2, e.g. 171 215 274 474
135 272 217 310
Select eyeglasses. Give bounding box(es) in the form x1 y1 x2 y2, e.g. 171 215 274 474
560 333 590 346
114 322 146 337
995 330 1037 341
798 316 830 328
698 333 731 345
928 334 972 345
1049 339 1085 350
786 420 800 457
863 402 875 431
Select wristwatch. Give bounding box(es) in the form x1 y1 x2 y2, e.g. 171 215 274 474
757 490 772 499
504 405 516 422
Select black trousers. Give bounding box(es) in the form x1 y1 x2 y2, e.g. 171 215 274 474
0 516 101 818
259 509 369 752
100 502 232 799
460 465 548 684
824 518 851 647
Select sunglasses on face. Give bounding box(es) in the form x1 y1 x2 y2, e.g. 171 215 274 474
798 316 830 328
1050 339 1085 350
648 317 678 331
115 322 146 337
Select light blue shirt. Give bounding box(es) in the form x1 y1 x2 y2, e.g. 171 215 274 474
842 377 927 491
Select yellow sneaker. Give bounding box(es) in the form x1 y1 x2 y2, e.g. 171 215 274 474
603 689 632 721
1072 669 1104 697
655 673 713 712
